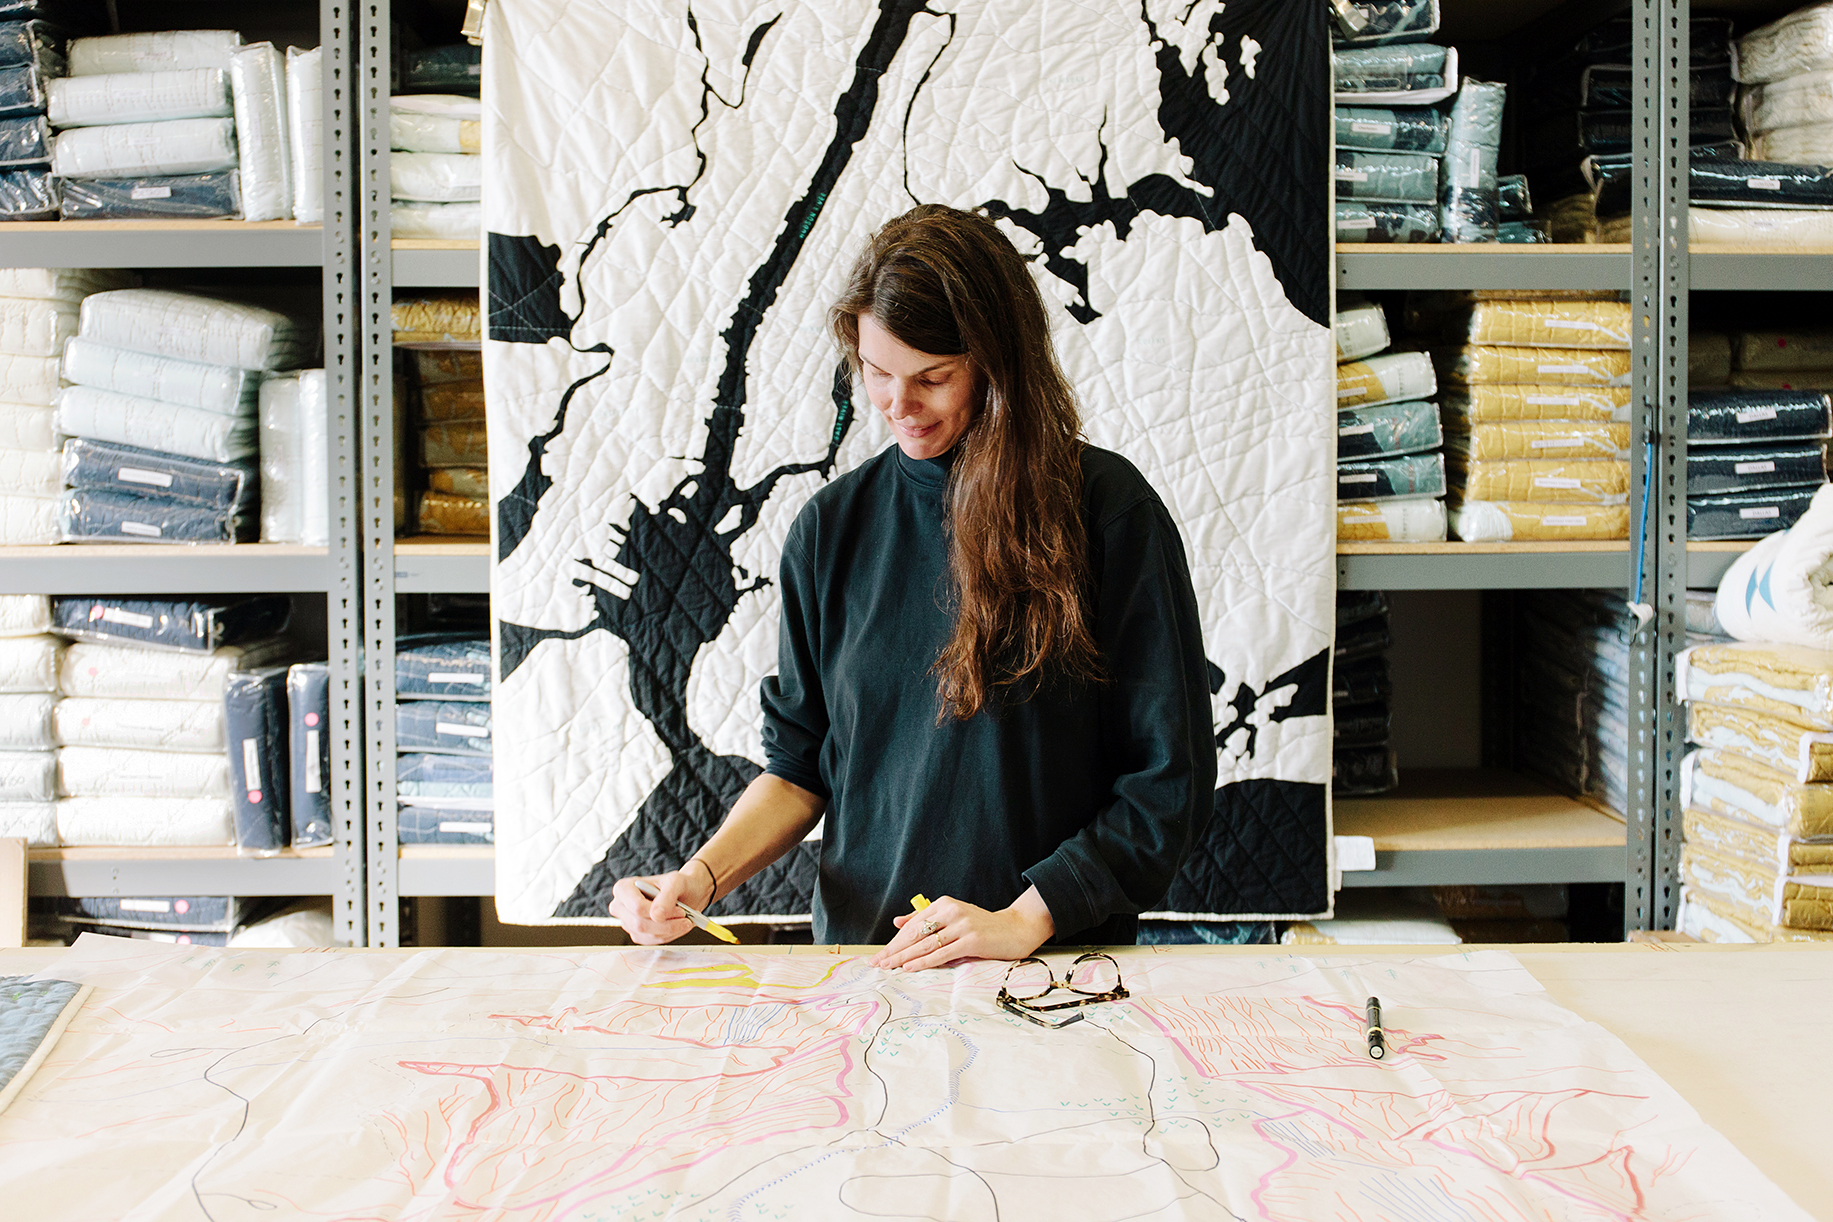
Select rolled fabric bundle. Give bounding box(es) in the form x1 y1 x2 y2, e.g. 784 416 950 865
0 445 58 496
1337 451 1445 502
427 467 487 498
53 696 223 751
46 67 229 126
395 699 491 754
391 199 480 240
1448 457 1629 504
1442 385 1630 423
1686 441 1826 496
51 595 290 653
1450 499 1628 541
0 691 57 749
1689 486 1819 539
1334 149 1438 204
417 490 488 535
0 799 54 846
59 640 289 700
58 171 240 220
1335 350 1435 410
0 593 49 636
1463 300 1631 350
51 118 239 179
1334 105 1448 153
1336 399 1440 460
1733 330 1833 372
390 151 480 202
1335 200 1439 243
78 288 312 371
0 165 55 218
227 42 290 223
0 751 54 802
285 47 322 224
61 336 257 416
419 421 487 468
0 491 56 543
66 30 242 76
1735 4 1833 85
1688 701 1833 783
1444 420 1629 460
55 385 256 463
55 795 235 847
61 437 250 510
286 661 331 847
1436 345 1631 387
224 667 290 855
59 487 250 543
1333 296 1389 363
0 405 50 449
1690 390 1831 444
0 114 48 166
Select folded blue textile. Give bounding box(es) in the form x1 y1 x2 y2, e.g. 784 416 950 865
1687 442 1827 496
398 803 494 845
395 698 492 754
1687 485 1820 539
0 2 103 24
396 634 491 700
1332 44 1446 94
0 20 58 70
1689 390 1833 445
1334 745 1398 795
59 486 253 544
1338 451 1446 501
1338 399 1442 461
286 662 332 848
402 44 480 94
1334 699 1391 747
61 437 252 511
1331 0 1438 46
1497 174 1531 220
397 751 492 799
49 895 250 931
1334 654 1392 704
1336 148 1439 203
0 59 55 119
0 113 44 165
225 667 290 854
1580 65 1731 110
1335 105 1449 153
1496 221 1551 243
0 976 80 1094
1336 200 1440 243
0 165 53 217
59 171 240 220
1691 160 1833 210
52 595 291 652
1336 614 1390 663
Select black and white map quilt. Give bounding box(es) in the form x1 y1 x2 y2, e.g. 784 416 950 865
483 0 1336 925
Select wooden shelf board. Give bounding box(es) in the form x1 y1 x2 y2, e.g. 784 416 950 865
1687 540 1758 553
1337 541 1628 555
393 239 479 250
1334 769 1627 852
0 220 319 234
1335 243 1629 255
1691 243 1833 256
29 846 335 862
395 536 488 554
0 543 329 561
399 845 495 860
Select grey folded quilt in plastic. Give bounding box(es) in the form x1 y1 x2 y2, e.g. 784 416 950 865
1337 399 1442 460
1336 200 1440 243
1335 148 1438 203
1338 451 1446 501
1333 44 1446 93
398 803 493 844
395 698 491 754
1334 105 1448 153
396 635 490 700
397 751 492 800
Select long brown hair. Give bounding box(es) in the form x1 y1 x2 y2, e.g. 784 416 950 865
830 205 1101 719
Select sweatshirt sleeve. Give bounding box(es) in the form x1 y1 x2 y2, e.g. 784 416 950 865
760 523 832 799
1021 495 1216 937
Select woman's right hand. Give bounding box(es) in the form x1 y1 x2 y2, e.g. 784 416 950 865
609 865 715 944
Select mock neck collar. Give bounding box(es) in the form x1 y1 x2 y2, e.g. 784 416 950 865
893 442 958 489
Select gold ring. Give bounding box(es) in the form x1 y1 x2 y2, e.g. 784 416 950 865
936 931 950 946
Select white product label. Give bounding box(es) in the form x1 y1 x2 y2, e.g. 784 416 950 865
1748 176 1782 190
1335 835 1376 872
1337 385 1366 398
1735 460 1777 474
1546 319 1598 331
1335 168 1369 182
1338 423 1375 435
1531 437 1588 448
119 899 170 914
1544 515 1588 526
101 607 153 628
120 521 161 537
242 738 261 791
305 728 321 793
466 64 482 75
117 466 174 487
130 186 173 200
439 821 493 835
1741 506 1782 519
436 721 490 738
1539 364 1590 375
428 672 486 685
1341 473 1379 483
1526 395 1581 405
1535 477 1582 489
1350 120 1392 135
1338 217 1376 231
1736 406 1780 423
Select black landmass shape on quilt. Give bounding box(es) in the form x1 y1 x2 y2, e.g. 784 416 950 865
491 0 1329 921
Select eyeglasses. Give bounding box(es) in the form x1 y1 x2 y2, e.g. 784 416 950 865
996 953 1128 1028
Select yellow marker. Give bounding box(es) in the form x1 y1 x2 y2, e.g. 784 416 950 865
910 894 931 911
633 878 738 944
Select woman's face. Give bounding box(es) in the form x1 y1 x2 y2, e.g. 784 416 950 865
857 312 979 461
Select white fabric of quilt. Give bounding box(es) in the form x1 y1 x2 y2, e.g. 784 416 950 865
0 447 59 498
51 117 239 180
0 693 57 750
46 68 231 128
229 43 292 223
0 406 54 452
1752 122 1833 163
1736 2 1833 84
58 746 230 800
0 800 56 846
1690 208 1833 247
392 112 480 155
1715 483 1833 650
0 269 132 303
1743 68 1833 133
0 751 54 802
391 152 481 202
58 641 274 701
55 796 235 847
0 634 61 693
392 200 480 240
0 355 66 407
0 493 57 545
0 596 50 638
78 289 310 371
61 338 257 415
286 48 323 225
67 31 244 77
0 298 76 358
53 697 225 752
54 385 256 464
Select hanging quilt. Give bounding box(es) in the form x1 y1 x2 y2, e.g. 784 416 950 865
482 0 1336 925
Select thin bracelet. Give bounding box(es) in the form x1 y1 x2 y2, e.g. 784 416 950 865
688 856 719 902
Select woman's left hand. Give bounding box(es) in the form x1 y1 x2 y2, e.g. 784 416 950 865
869 887 1056 971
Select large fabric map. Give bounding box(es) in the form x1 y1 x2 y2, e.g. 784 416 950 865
0 937 1809 1220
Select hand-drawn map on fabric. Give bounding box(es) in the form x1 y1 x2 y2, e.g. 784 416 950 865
2 939 1809 1220
481 0 1336 924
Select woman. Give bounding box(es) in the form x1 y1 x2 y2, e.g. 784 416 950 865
610 205 1214 968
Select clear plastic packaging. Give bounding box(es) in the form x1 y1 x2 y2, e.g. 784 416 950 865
1732 331 1833 371
0 294 72 356
1688 486 1819 538
390 109 479 154
396 751 492 800
1334 746 1399 796
1334 698 1391 746
0 630 58 691
50 595 290 653
1335 199 1439 243
418 420 486 467
1580 65 1732 110
66 30 242 77
0 490 55 542
1436 344 1631 387
0 266 130 301
1330 0 1439 46
1464 300 1631 350
53 696 224 751
58 639 293 699
1736 1 1833 84
285 47 322 224
397 802 494 844
413 348 481 383
394 698 491 754
1333 295 1389 362
402 43 481 93
1686 442 1827 495
224 666 290 855
1742 70 1833 136
1690 158 1833 210
1443 385 1630 424
389 150 480 202
1336 350 1436 409
1690 390 1833 445
51 116 239 179
1445 419 1630 460
1338 451 1446 501
1333 44 1447 93
0 690 54 748
391 291 481 345
45 66 229 126
0 593 50 636
1451 499 1629 541
287 661 332 847
420 380 484 421
1448 457 1629 504
58 170 240 219
0 19 60 69
1336 398 1441 460
58 486 252 543
1334 148 1438 203
428 467 487 497
1496 220 1551 243
55 384 256 463
417 490 487 535
0 404 52 450
0 113 47 165
391 199 480 240
0 443 57 494
258 369 328 545
58 746 230 799
1689 207 1833 247
396 634 490 700
1574 16 1731 67
1497 174 1531 220
51 894 259 932
61 336 257 414
1751 124 1833 165
61 436 250 510
0 58 56 119
0 750 54 802
0 164 55 217
228 42 290 222
78 288 312 371
1338 498 1445 542
55 795 235 847
1334 105 1448 153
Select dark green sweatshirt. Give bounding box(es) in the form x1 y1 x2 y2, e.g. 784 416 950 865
761 442 1215 945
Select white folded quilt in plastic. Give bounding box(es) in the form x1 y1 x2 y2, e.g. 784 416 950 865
1752 123 1833 164
54 795 235 847
0 405 53 451
0 492 56 544
50 117 239 179
228 43 290 223
0 354 64 405
53 696 224 752
58 745 230 799
54 385 256 463
61 337 257 415
0 750 53 801
59 641 284 701
0 633 60 692
46 67 231 127
1712 484 1833 650
67 31 243 77
391 200 479 241
1683 747 1833 838
285 47 322 225
0 297 75 357
1336 350 1435 409
1742 68 1833 133
0 692 55 749
256 370 327 545
77 289 311 371
0 446 58 497
1336 497 1448 541
0 799 54 846
390 95 480 154
390 151 480 202
1333 295 1389 363
1690 208 1833 247
1735 2 1833 85
0 595 49 637
1450 499 1629 542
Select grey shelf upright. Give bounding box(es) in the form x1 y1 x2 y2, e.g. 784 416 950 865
6 1 366 945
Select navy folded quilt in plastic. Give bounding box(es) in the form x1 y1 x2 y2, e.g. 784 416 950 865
0 2 104 25
1689 391 1832 445
0 21 59 69
1335 614 1390 663
59 171 240 220
1529 109 1734 164
225 666 289 854
1338 399 1441 460
49 895 247 931
1579 66 1731 110
1333 44 1446 94
402 44 480 94
1335 149 1438 203
0 59 54 119
1690 160 1833 210
395 698 491 754
1497 175 1531 220
396 634 491 700
1338 451 1446 501
286 661 331 848
1334 745 1398 795
1331 0 1438 46
52 595 291 653
1337 590 1388 628
59 486 252 543
397 751 492 800
1686 442 1827 496
398 803 494 845
62 437 251 511
1336 200 1439 243
0 113 45 165
1687 486 1820 539
1497 221 1550 243
0 165 53 217
1335 654 1392 704
1572 16 1730 66
1335 699 1391 747
1335 106 1448 153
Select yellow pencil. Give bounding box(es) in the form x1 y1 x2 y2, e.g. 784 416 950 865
633 878 738 944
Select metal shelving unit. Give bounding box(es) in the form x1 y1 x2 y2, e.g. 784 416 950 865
6 1 365 944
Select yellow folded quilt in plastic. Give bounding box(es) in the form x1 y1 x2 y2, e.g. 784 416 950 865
1449 499 1628 541
1684 806 1833 876
1436 345 1632 387
1687 700 1833 782
1336 496 1447 542
419 380 485 422
1464 300 1631 350
416 490 488 535
1442 385 1630 423
1679 842 1833 931
1682 747 1833 837
1448 457 1628 503
1677 641 1833 730
419 422 487 468
428 467 487 498
1445 420 1630 460
392 292 482 345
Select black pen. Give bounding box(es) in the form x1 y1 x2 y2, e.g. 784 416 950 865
1365 996 1386 1060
